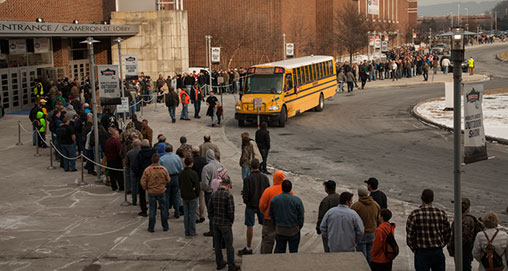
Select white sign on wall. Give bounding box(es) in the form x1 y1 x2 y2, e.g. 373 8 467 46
375 39 381 49
211 47 221 65
8 39 26 55
286 43 295 57
97 65 120 98
33 38 50 53
124 55 138 80
368 0 379 15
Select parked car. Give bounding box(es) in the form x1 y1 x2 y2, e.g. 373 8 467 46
432 43 450 55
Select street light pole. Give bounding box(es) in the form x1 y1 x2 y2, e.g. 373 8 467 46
451 26 465 271
206 35 212 95
114 37 126 125
81 37 102 183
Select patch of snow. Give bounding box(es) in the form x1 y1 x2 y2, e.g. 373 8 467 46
416 94 508 140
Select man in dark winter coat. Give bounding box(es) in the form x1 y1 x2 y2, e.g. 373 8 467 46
132 139 156 217
255 122 270 174
316 180 341 252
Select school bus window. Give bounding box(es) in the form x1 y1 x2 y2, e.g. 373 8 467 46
307 65 312 82
304 66 308 83
312 64 316 81
318 63 323 79
328 61 333 74
285 73 293 91
293 72 297 87
322 62 327 76
325 61 330 75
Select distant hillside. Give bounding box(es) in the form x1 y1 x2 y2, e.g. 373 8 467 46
418 1 501 17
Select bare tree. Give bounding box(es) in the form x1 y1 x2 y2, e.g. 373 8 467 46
334 2 369 63
288 12 314 57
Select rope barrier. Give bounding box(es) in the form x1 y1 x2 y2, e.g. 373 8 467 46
19 122 34 134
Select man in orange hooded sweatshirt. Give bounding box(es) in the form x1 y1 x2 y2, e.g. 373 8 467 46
371 209 396 271
258 170 293 254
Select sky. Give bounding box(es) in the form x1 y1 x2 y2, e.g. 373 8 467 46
419 0 500 6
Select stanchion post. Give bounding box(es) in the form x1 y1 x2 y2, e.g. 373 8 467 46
16 121 23 146
141 99 144 117
78 155 87 186
34 131 40 157
154 92 159 112
47 140 56 170
120 167 131 206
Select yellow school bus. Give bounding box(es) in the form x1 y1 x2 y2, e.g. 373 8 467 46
235 55 337 127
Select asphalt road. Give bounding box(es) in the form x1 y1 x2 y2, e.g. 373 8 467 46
225 44 508 224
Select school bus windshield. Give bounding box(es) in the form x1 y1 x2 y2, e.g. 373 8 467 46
245 74 283 94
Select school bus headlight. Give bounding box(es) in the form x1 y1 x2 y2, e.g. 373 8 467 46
235 105 241 110
268 105 280 111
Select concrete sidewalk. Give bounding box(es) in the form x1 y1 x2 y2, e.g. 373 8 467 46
0 93 468 270
360 71 488 90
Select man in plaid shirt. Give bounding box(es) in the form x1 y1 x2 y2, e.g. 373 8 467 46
208 177 240 271
406 189 451 271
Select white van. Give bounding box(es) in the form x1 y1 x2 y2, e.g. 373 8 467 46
188 67 210 75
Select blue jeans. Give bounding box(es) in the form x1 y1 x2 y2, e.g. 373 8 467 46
183 198 197 236
168 105 176 120
444 66 449 74
185 85 191 95
135 96 141 111
61 143 76 171
205 191 214 233
241 167 251 180
356 233 375 264
194 100 201 117
180 104 189 119
275 232 300 253
414 248 445 271
259 149 269 172
211 106 217 125
165 176 180 216
130 168 138 204
214 225 235 268
338 81 344 92
148 194 168 231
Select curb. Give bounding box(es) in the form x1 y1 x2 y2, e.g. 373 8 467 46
411 99 508 145
496 53 508 63
364 75 490 90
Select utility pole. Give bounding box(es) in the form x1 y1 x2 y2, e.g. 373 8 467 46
81 37 102 184
282 33 286 60
205 35 212 95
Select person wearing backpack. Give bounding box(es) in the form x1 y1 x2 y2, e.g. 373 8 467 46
473 211 508 271
447 198 484 271
371 209 397 271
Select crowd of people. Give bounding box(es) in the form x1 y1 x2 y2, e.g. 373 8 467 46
335 45 475 93
25 48 506 271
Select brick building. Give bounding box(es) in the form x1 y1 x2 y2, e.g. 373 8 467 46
185 0 418 68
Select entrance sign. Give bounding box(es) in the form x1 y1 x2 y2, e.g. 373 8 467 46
0 21 138 37
33 38 50 53
8 39 26 54
97 65 120 98
286 43 295 57
211 47 221 64
124 55 138 80
463 82 488 164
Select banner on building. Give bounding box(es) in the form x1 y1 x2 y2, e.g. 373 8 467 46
384 34 389 41
368 0 379 15
381 41 388 52
286 43 295 57
8 39 26 55
97 65 120 98
124 55 138 80
463 82 488 164
33 38 50 53
369 36 375 46
375 38 381 49
211 47 221 65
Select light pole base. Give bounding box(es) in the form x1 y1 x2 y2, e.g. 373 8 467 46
47 166 56 170
16 142 23 146
120 201 131 206
95 178 103 184
78 181 88 186
34 153 41 157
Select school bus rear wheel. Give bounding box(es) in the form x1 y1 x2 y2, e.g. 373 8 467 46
315 93 324 112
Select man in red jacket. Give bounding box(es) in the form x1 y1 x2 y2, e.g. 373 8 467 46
104 129 124 191
371 209 396 271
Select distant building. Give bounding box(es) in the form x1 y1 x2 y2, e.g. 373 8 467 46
418 14 494 33
185 0 418 68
